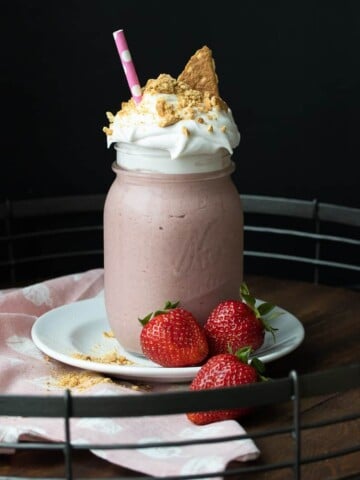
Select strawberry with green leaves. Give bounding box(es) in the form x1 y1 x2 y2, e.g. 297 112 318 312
204 283 278 355
139 301 209 368
187 346 266 425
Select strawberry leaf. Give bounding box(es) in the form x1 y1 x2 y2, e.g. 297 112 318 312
164 300 179 310
250 357 266 375
265 310 284 322
140 300 180 325
258 373 269 382
250 357 268 381
241 292 256 309
138 312 153 326
258 302 275 316
261 316 278 343
240 282 259 316
240 282 280 343
240 282 250 296
235 346 253 364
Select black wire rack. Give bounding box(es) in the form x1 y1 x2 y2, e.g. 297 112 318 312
0 194 359 288
0 194 359 479
0 364 359 480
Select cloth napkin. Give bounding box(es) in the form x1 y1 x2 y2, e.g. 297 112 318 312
0 269 260 477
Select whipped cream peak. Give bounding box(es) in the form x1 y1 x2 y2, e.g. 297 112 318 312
103 72 240 168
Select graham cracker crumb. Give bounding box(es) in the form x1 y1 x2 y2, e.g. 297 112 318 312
145 74 177 94
53 371 112 391
106 111 115 123
156 98 167 117
183 107 196 120
211 95 228 110
182 126 190 137
103 330 115 338
72 350 134 366
204 93 213 111
177 46 219 97
207 125 213 133
221 125 227 133
154 93 180 126
102 126 113 136
49 365 152 393
132 383 153 392
158 114 180 128
196 117 204 124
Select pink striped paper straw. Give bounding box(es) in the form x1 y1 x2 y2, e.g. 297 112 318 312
113 29 142 104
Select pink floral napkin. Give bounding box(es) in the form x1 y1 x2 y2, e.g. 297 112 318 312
0 269 259 477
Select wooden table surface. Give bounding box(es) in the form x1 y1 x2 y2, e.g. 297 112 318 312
1 275 359 479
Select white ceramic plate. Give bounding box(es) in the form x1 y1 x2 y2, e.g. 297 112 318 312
31 297 305 383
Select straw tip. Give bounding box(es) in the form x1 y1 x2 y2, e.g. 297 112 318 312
113 29 124 39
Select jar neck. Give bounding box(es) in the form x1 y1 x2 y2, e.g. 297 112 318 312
114 142 232 175
112 161 235 184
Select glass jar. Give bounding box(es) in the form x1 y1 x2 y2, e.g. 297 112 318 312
104 145 243 355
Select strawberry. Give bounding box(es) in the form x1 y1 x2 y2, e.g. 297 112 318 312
187 347 265 425
139 301 209 367
204 283 278 355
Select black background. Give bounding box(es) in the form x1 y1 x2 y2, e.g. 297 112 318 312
1 0 359 207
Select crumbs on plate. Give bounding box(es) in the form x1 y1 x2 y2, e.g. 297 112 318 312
72 350 134 366
103 330 115 338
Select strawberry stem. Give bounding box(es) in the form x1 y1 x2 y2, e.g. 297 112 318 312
234 346 253 363
234 346 268 380
240 282 279 343
138 312 153 326
138 300 180 326
250 357 266 376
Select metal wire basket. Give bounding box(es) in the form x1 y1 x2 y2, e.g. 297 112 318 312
0 194 359 479
0 364 359 480
1 194 359 288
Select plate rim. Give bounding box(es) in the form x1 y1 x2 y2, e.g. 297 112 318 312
31 296 305 382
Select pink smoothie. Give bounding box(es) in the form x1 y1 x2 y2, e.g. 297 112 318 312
104 159 243 355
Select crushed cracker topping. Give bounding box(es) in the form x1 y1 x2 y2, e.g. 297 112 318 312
177 46 219 97
207 125 213 133
221 125 227 133
103 330 115 338
110 72 228 130
106 111 115 123
182 126 190 137
102 126 113 136
72 351 134 366
103 45 234 137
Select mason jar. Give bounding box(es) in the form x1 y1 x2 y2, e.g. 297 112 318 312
104 143 243 355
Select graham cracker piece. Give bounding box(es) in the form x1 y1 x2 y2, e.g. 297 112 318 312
178 46 219 97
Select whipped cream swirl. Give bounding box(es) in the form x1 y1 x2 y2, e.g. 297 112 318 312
107 92 240 161
104 74 240 173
